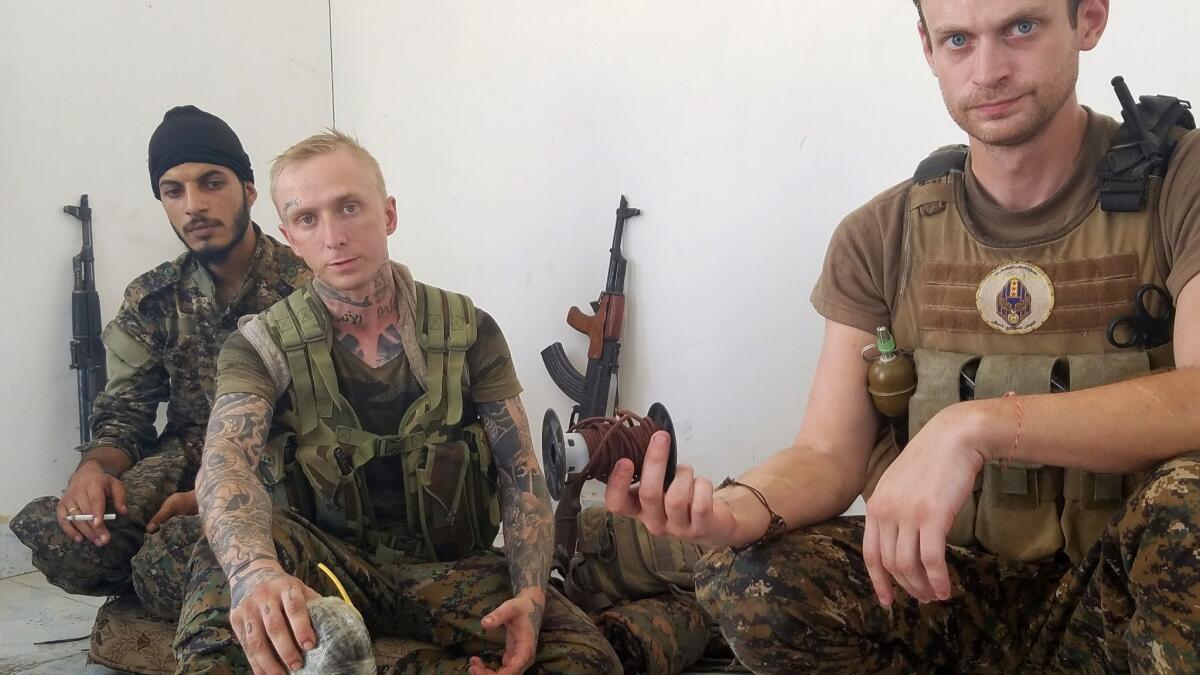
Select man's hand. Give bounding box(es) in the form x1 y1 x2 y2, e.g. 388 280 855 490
604 431 739 548
863 403 989 607
229 562 320 675
146 490 197 533
56 458 129 546
469 588 544 675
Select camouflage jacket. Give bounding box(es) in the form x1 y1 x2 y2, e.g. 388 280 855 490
79 226 310 471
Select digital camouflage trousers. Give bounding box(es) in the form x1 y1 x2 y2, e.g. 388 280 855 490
696 452 1200 674
11 449 200 620
173 509 622 674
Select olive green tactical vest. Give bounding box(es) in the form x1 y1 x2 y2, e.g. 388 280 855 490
256 277 501 562
865 147 1174 563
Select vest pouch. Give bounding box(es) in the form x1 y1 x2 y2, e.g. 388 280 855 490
1061 469 1130 562
296 443 362 538
462 423 501 551
623 512 701 593
258 432 318 520
257 432 291 508
413 440 474 561
567 506 703 606
567 506 623 606
975 462 1063 561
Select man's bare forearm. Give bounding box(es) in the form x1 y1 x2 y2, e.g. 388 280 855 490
717 442 867 547
478 397 551 628
196 392 279 603
962 367 1200 473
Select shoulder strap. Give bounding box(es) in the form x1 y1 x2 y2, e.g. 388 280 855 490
264 284 336 434
415 282 479 430
913 144 968 184
1100 94 1195 212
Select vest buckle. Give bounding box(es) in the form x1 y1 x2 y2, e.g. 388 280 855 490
333 446 354 477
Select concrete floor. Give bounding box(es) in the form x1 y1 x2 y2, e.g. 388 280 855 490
0 570 121 674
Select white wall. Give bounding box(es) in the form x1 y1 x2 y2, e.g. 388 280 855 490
0 1 333 517
4 1 1199 519
329 1 1200 489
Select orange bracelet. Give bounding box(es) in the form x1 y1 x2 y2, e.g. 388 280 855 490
1002 391 1022 467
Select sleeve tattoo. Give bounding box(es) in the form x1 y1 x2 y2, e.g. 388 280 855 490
478 396 551 632
195 392 278 606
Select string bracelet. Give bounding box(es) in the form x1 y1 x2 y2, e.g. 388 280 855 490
1002 390 1022 468
716 477 787 554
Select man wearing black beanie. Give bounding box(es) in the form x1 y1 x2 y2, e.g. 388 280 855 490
12 106 310 655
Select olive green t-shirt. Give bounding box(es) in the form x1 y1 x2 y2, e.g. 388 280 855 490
810 108 1200 333
215 303 521 526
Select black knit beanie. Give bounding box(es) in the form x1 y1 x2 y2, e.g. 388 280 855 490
147 105 253 199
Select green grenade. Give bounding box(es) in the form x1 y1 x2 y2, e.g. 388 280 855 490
867 327 915 418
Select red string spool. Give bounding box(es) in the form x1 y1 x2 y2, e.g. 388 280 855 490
541 402 677 500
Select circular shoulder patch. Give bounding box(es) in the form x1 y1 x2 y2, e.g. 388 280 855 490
975 261 1054 335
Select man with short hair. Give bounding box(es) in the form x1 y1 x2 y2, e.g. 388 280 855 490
173 130 619 674
607 0 1200 672
12 105 310 622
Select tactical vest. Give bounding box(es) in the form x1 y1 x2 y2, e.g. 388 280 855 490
866 120 1188 563
254 279 501 562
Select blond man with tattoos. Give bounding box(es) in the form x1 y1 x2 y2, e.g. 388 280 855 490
172 131 619 674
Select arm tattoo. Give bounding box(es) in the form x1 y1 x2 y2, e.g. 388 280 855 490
230 566 287 607
479 396 550 633
196 392 278 606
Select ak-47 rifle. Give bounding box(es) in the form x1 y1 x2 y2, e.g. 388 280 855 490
65 194 106 444
541 195 640 426
541 196 683 573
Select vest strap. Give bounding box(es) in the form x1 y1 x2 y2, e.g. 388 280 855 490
267 299 323 434
289 290 335 421
913 144 967 184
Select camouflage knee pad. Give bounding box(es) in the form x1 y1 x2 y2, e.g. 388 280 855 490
131 514 201 621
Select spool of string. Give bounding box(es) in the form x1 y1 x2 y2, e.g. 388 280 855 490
568 409 662 484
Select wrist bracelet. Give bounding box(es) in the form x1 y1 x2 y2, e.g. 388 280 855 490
717 477 788 553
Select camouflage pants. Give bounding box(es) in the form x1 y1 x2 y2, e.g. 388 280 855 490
695 452 1200 674
595 593 712 674
10 449 201 620
173 510 622 674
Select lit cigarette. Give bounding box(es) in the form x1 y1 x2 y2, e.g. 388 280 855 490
66 513 116 522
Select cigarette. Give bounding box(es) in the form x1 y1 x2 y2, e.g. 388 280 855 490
66 513 116 522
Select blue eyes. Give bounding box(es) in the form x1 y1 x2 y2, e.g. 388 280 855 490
944 20 1036 49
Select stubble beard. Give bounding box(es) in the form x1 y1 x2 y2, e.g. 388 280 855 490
174 187 253 265
945 57 1079 148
